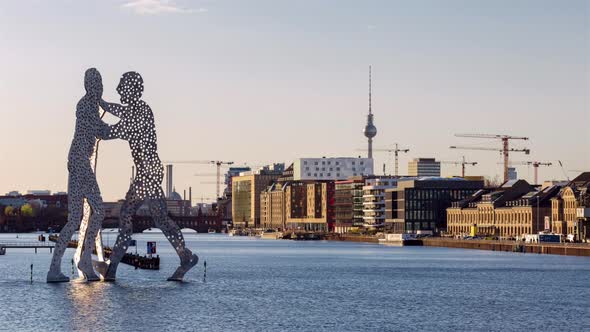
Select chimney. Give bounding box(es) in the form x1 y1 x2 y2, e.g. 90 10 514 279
165 164 173 198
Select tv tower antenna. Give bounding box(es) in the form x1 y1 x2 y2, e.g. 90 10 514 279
363 65 377 159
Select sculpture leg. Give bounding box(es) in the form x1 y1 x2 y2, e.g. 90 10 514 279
47 193 84 283
101 188 143 281
94 229 105 262
77 193 104 281
74 198 92 280
149 195 198 281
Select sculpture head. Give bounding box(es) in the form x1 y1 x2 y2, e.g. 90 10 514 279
84 68 103 100
116 71 144 104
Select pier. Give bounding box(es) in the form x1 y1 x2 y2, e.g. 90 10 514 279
0 242 55 255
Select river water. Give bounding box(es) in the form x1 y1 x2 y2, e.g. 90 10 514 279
0 232 588 332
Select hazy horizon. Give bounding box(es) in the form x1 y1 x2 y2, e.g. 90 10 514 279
1 0 588 201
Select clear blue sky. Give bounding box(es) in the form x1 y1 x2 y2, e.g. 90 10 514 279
0 0 588 201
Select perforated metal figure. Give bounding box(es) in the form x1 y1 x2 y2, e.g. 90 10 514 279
47 68 108 283
97 72 198 281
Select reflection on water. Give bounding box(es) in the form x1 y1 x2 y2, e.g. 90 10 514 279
1 233 589 331
67 281 110 331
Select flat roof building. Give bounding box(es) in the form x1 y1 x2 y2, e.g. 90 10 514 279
408 158 441 177
293 157 373 181
362 177 398 228
334 177 365 233
385 177 484 234
232 166 283 229
285 181 334 232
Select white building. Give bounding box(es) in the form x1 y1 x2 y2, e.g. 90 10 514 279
293 157 373 181
508 167 517 181
26 190 51 195
408 158 441 177
362 177 398 228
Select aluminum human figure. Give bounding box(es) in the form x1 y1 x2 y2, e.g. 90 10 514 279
96 71 198 281
47 68 108 283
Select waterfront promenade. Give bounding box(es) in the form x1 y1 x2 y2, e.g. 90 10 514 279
421 237 590 256
292 232 590 257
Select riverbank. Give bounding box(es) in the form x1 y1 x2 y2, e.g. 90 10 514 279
421 238 590 257
324 233 590 257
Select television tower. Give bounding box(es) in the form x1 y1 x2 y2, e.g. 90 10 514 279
363 66 377 158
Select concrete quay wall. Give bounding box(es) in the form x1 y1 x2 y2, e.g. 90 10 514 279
422 238 590 257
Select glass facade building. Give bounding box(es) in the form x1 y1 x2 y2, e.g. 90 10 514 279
385 178 484 234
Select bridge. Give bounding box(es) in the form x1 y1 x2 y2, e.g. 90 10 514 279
103 214 222 234
0 242 55 254
2 213 223 234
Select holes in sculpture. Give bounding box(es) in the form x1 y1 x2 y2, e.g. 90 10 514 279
48 69 197 283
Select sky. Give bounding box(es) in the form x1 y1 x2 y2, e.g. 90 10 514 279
0 0 588 202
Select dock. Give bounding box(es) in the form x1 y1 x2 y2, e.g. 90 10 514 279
48 235 160 270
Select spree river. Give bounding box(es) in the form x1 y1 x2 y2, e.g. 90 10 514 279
0 232 589 332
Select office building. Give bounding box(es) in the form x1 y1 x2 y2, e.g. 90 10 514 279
408 158 441 177
224 167 251 197
385 178 484 234
293 157 373 181
232 165 284 228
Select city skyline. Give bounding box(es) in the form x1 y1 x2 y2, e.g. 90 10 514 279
0 0 588 201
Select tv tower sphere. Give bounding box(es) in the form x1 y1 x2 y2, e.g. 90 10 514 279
364 119 377 138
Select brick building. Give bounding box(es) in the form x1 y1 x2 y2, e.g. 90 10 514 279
446 180 563 238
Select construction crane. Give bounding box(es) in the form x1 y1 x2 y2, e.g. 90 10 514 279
356 143 410 176
451 134 530 183
163 160 234 198
509 161 552 185
440 156 478 177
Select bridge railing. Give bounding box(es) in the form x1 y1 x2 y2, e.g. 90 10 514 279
0 242 56 248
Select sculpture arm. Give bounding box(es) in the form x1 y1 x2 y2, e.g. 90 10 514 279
96 123 115 140
100 99 124 117
97 121 126 141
